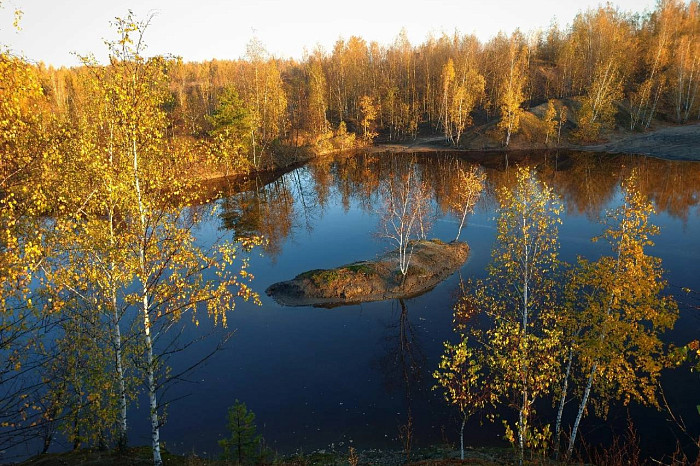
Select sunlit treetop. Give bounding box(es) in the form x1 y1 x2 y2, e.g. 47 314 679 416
0 0 658 67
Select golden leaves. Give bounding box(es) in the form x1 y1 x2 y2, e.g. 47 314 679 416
438 167 564 453
433 338 494 418
439 168 679 456
566 170 678 429
497 35 529 146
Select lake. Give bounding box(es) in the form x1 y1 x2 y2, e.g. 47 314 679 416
130 151 700 460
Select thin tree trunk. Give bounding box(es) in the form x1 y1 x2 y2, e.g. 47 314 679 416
683 57 698 122
675 43 688 123
42 430 53 454
143 306 162 466
567 362 597 457
554 343 574 458
132 133 163 466
455 201 470 242
557 121 562 145
109 259 128 450
567 212 626 457
518 390 527 463
108 125 128 450
113 290 127 450
645 81 664 130
72 411 81 450
518 211 531 464
460 415 466 460
251 130 256 167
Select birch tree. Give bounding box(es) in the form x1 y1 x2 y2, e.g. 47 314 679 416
450 166 485 241
667 1 699 123
434 338 493 460
359 95 378 140
40 54 148 450
479 167 563 461
575 62 623 141
440 59 456 144
497 36 528 147
307 55 330 136
557 105 567 145
628 0 676 130
563 172 678 457
242 39 288 167
450 69 485 146
85 14 262 465
0 48 62 451
378 161 432 279
542 100 557 144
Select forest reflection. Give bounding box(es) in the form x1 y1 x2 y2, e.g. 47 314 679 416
216 151 700 255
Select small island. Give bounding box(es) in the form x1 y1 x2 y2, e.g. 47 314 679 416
266 239 469 307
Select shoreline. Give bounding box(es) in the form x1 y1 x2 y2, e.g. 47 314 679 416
197 122 700 200
18 443 519 466
369 122 700 161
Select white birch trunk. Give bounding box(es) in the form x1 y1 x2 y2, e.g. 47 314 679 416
567 362 597 457
557 120 563 145
455 201 470 242
112 285 128 449
108 124 128 450
143 299 162 466
517 213 529 463
554 344 574 457
132 133 163 466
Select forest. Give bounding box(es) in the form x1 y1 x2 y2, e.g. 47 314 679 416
15 0 700 174
1 0 699 464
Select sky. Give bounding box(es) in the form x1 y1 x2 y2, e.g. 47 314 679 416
0 0 658 67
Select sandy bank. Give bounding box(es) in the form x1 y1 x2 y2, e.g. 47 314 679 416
372 123 700 161
582 123 700 161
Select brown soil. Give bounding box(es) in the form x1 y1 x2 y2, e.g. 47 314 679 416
583 123 700 160
266 240 469 307
373 103 700 162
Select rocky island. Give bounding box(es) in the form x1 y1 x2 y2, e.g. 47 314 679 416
266 239 469 307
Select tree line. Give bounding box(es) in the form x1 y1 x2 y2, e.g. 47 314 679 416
32 0 700 171
4 2 700 180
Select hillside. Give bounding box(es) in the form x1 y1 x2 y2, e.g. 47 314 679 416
375 99 700 161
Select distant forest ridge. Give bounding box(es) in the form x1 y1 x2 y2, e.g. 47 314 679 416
7 0 700 167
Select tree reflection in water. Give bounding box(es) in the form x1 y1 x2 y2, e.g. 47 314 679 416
217 152 700 258
206 150 699 460
376 299 426 460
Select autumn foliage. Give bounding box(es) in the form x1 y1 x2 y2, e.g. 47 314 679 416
436 168 680 462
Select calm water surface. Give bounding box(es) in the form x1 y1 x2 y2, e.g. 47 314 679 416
132 151 700 458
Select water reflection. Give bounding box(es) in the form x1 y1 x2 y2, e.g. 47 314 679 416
378 299 425 396
155 150 699 459
219 177 296 259
218 151 700 254
377 299 425 459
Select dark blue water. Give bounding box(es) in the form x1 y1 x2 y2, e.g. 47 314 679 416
128 151 700 459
